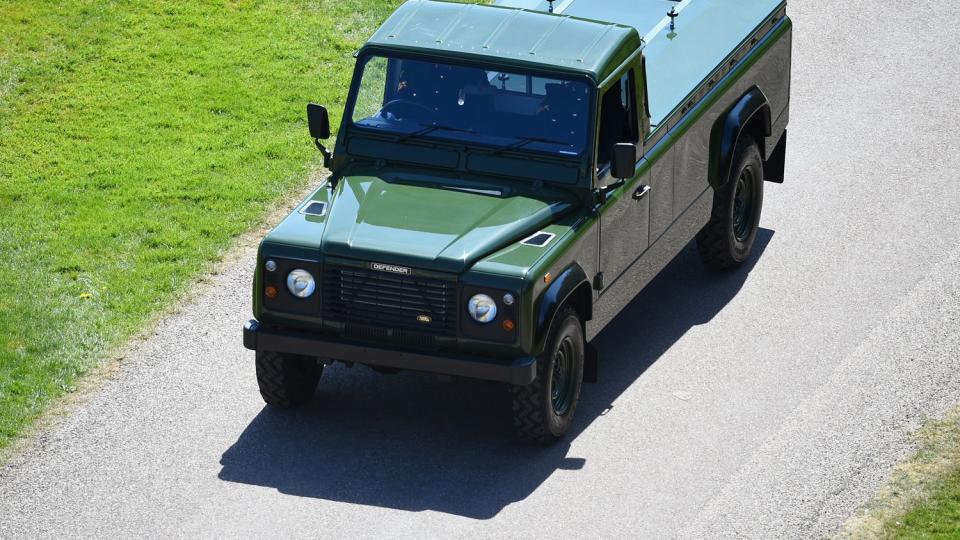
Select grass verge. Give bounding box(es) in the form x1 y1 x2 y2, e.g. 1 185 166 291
839 407 960 539
0 0 412 450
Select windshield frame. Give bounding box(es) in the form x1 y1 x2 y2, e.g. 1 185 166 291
339 48 598 168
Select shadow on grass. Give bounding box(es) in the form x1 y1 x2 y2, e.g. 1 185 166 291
218 229 774 519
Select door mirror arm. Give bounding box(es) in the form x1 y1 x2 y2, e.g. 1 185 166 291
313 138 332 169
595 178 625 205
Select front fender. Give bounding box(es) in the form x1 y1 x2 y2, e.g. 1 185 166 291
532 263 590 355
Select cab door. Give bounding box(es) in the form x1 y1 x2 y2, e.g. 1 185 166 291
598 68 649 291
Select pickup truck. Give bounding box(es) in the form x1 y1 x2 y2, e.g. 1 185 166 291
242 0 792 443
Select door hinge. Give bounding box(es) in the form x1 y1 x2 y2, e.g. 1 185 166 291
593 272 605 291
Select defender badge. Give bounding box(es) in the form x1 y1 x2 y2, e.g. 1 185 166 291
417 315 432 324
370 262 411 275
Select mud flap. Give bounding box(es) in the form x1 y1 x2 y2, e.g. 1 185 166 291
764 129 787 183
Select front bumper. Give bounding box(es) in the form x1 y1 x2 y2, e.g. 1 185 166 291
243 320 536 385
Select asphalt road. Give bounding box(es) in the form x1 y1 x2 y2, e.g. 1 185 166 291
3 1 960 538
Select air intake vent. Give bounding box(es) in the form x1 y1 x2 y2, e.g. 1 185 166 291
299 201 328 217
520 231 555 247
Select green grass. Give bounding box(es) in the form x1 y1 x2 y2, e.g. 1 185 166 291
840 409 960 539
887 466 960 539
0 0 413 450
879 412 960 539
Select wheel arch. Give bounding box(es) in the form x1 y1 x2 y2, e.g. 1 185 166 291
533 263 592 356
709 86 772 189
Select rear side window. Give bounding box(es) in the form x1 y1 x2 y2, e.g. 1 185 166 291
597 70 639 170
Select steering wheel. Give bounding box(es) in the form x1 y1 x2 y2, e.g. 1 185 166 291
380 99 436 121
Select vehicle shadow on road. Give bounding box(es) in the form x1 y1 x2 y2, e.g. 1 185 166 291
218 229 774 519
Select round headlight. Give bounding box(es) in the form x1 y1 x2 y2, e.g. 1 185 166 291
467 294 497 323
286 269 316 298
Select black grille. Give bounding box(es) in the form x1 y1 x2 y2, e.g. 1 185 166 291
323 265 458 336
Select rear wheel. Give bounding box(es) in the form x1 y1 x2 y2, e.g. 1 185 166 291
511 305 584 444
255 350 322 408
697 135 764 270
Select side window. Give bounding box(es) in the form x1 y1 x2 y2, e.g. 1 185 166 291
597 70 639 169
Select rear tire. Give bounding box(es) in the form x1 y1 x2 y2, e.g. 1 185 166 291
255 350 322 408
697 135 764 270
511 305 584 444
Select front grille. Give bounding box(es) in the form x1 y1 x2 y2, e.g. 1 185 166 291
323 265 458 336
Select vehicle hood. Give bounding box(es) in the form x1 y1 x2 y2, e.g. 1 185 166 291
321 174 575 273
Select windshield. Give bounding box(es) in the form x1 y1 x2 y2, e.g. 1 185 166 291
349 55 592 157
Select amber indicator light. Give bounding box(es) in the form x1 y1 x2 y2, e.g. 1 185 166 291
264 285 278 299
502 319 515 331
543 272 552 284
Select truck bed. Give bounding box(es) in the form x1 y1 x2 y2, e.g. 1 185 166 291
494 0 785 124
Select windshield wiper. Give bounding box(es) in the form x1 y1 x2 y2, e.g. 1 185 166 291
489 135 573 156
397 123 474 143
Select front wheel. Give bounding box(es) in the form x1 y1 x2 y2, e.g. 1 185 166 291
697 135 764 270
511 305 584 444
255 350 322 408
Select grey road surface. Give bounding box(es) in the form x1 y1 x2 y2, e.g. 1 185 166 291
3 1 960 538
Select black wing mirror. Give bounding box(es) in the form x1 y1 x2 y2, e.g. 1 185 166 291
611 142 637 180
307 103 330 139
307 103 332 168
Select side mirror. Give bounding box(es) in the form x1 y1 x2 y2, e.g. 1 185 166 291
611 142 637 180
307 103 330 140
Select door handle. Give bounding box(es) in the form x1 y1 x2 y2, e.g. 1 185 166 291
633 184 651 201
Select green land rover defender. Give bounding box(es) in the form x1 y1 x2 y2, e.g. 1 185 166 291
242 0 792 443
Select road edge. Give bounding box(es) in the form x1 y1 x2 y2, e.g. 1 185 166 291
836 406 960 538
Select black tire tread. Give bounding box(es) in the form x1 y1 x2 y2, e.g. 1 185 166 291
511 305 582 445
697 135 763 271
255 350 322 408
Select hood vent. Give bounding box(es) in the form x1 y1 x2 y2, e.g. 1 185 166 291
520 231 555 247
299 201 328 217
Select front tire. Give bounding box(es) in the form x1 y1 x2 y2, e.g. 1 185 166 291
255 350 322 408
512 305 584 444
697 135 764 270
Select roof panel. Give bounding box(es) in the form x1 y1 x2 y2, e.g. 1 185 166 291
365 0 641 81
496 0 670 37
441 6 516 51
488 9 549 56
534 17 614 65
